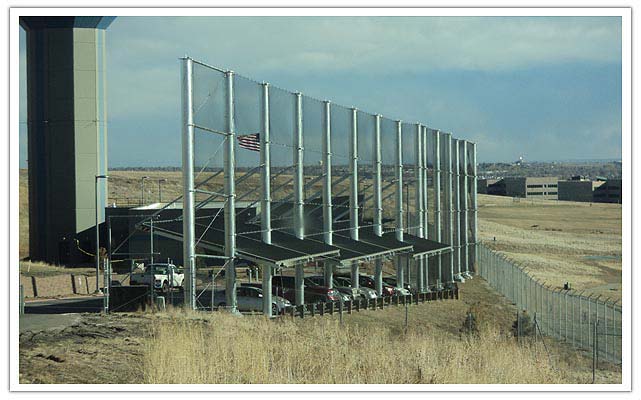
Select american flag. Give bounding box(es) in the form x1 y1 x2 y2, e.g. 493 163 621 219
237 133 260 152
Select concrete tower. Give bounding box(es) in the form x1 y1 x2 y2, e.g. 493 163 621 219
20 17 115 263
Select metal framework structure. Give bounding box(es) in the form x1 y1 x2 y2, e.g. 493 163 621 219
176 56 478 315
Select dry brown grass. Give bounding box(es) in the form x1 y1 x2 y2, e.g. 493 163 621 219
478 194 622 300
142 310 578 384
18 260 94 277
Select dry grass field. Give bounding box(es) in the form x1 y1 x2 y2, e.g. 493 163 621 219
19 278 621 384
478 194 622 301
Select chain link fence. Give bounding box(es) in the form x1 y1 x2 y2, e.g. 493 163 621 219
478 242 621 365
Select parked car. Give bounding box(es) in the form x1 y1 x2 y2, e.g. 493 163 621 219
305 276 360 301
333 276 378 301
383 276 412 293
272 275 342 304
214 285 291 315
356 274 396 297
130 263 184 293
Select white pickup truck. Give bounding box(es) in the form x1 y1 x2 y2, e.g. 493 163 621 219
130 263 185 293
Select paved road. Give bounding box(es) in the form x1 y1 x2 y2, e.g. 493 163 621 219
24 296 103 314
19 296 103 333
19 313 83 333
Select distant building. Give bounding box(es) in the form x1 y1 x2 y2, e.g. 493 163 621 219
477 178 499 194
502 177 559 200
558 177 604 202
593 179 622 203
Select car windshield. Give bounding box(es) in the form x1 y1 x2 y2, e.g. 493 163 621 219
146 265 168 274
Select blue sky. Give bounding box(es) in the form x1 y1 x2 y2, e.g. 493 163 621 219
19 16 622 167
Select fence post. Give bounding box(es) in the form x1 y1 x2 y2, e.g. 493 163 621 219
564 290 568 342
592 320 598 383
19 284 25 315
603 298 609 362
579 291 584 348
572 291 576 347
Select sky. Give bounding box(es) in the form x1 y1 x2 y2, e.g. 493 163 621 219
19 16 622 167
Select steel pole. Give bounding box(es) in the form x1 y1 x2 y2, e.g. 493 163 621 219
374 115 384 296
373 115 383 237
350 108 360 288
433 130 442 288
422 127 429 290
452 139 461 281
181 57 196 310
261 82 272 245
224 71 238 313
395 120 403 242
415 123 424 292
322 101 333 245
293 93 305 307
294 93 304 240
471 142 478 274
443 133 454 285
460 140 469 277
94 175 107 293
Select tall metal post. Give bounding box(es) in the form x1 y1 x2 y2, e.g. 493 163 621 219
373 115 383 237
471 142 478 274
322 101 333 245
294 93 304 240
415 124 424 239
443 133 454 285
461 140 470 277
432 130 442 289
181 57 196 310
452 139 461 281
395 121 403 243
415 123 424 293
374 115 384 296
350 108 359 288
94 174 108 293
224 71 238 313
260 82 273 316
261 83 272 245
394 121 404 293
322 100 333 295
422 127 429 291
293 93 305 307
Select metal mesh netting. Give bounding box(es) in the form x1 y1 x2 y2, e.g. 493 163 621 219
380 117 398 230
357 111 376 230
233 75 262 220
192 62 227 134
330 103 352 230
268 85 296 232
401 122 417 235
300 96 324 239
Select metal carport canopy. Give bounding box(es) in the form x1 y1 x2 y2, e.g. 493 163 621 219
237 227 341 267
354 229 414 254
149 221 340 268
306 231 404 265
388 232 451 258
